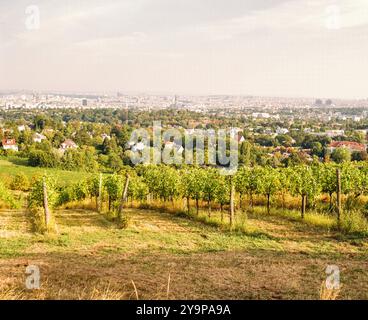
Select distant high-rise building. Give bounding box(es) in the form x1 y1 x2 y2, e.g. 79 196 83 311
315 99 323 106
82 98 87 106
170 95 177 108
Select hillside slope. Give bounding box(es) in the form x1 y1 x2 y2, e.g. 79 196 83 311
0 208 367 299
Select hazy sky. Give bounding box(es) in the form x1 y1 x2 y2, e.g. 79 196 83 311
1 0 368 98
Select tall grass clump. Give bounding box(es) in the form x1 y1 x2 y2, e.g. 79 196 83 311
340 210 368 236
249 206 336 231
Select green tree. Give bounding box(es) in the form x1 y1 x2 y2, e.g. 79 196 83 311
158 166 180 202
331 147 351 163
28 175 57 209
202 168 219 218
87 174 103 209
180 167 206 215
104 174 123 211
215 175 230 220
318 163 338 211
278 168 291 209
290 165 321 219
257 166 280 214
28 149 60 168
235 166 262 209
128 175 149 203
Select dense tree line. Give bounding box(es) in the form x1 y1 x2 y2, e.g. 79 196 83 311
0 108 367 173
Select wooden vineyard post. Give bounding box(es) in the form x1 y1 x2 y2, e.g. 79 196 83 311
336 168 342 229
118 173 130 221
208 200 211 218
301 195 306 219
43 177 51 229
230 176 235 229
98 173 102 213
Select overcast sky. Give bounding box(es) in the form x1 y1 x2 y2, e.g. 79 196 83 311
1 0 368 98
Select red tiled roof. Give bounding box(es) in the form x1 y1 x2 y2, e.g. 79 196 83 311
329 141 366 152
2 139 16 146
62 139 77 146
237 134 245 142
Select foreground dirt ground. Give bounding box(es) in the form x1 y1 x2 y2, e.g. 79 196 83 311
0 208 367 299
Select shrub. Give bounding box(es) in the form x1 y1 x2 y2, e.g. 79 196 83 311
28 149 60 168
57 186 74 206
10 173 30 192
0 181 18 209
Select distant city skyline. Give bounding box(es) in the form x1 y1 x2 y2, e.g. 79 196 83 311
1 90 367 102
1 0 368 99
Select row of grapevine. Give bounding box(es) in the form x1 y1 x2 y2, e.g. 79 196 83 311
136 163 367 219
25 161 368 232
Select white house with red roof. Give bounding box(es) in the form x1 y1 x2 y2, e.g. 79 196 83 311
2 139 18 151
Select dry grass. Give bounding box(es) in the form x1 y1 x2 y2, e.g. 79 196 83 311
0 283 127 300
320 281 342 300
81 284 126 300
59 199 97 211
0 207 367 300
0 288 26 300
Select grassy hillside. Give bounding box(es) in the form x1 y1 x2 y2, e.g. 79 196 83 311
0 207 367 299
0 158 367 300
0 157 90 185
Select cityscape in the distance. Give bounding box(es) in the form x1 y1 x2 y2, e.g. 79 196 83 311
1 91 367 122
1 0 368 303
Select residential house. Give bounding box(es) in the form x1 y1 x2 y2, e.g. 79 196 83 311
17 125 27 132
33 133 46 143
237 134 245 143
252 112 270 119
131 142 146 152
164 141 184 155
229 128 242 138
324 130 345 138
328 141 366 153
60 139 78 151
101 133 111 140
2 139 18 152
276 128 289 135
